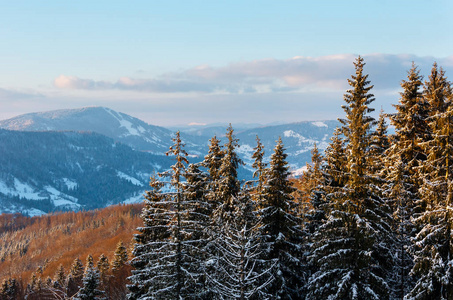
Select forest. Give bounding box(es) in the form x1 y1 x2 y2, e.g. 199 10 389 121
2 56 453 299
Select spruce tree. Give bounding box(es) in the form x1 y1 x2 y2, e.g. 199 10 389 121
307 57 393 299
386 63 427 298
68 257 84 297
112 241 128 272
407 64 453 299
74 260 105 300
129 132 207 299
128 174 172 299
257 137 304 299
204 135 224 214
304 143 327 235
215 124 244 224
251 135 267 204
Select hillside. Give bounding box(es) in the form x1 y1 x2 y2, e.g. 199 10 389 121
0 203 143 297
0 107 207 156
0 107 339 173
0 129 172 215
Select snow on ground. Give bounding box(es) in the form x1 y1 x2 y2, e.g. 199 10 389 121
117 171 144 186
46 186 78 202
118 119 140 136
25 208 47 217
291 165 308 178
123 193 145 204
236 144 254 156
45 186 81 209
0 178 45 200
62 178 78 190
311 121 328 127
104 107 141 137
283 130 315 146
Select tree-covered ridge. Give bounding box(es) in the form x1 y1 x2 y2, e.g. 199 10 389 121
2 57 453 299
0 204 142 299
0 130 174 214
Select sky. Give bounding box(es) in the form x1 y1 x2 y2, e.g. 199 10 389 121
0 0 452 126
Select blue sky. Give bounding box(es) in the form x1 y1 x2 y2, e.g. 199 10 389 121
0 0 452 125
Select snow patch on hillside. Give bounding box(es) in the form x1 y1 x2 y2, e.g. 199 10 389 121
63 178 78 190
45 186 81 209
104 107 141 137
0 178 45 200
123 193 145 204
117 171 144 186
24 208 46 217
283 130 314 146
311 121 328 128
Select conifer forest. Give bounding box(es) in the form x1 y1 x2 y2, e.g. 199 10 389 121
3 56 453 299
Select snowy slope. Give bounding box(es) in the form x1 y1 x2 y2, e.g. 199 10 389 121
0 107 340 179
0 129 173 215
0 107 175 154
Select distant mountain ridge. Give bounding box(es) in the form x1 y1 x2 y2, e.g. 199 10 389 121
0 107 340 169
0 129 173 216
0 107 176 153
0 107 340 215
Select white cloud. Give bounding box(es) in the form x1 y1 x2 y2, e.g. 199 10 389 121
53 54 453 96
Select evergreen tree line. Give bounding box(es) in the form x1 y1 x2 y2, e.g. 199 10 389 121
128 125 304 300
128 57 453 300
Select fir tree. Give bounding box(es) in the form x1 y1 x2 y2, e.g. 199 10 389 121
0 278 18 300
129 132 207 299
257 137 304 299
208 189 273 299
386 63 427 298
183 163 211 296
53 264 66 289
74 261 105 300
307 56 393 299
215 124 244 224
112 241 128 272
204 135 225 213
68 257 85 297
368 110 390 178
251 135 267 204
323 127 347 190
407 64 453 299
97 254 110 292
128 174 172 299
304 143 327 235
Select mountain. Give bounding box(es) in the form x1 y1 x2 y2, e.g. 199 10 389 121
0 129 172 216
234 120 339 174
0 107 340 216
0 107 340 176
0 107 179 154
167 122 266 137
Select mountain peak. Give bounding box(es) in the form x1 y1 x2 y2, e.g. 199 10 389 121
0 107 174 152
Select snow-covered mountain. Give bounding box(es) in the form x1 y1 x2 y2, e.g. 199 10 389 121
0 107 340 175
234 120 339 174
0 107 178 154
0 129 173 216
0 107 340 215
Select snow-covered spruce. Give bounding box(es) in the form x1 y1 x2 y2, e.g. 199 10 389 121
307 57 393 299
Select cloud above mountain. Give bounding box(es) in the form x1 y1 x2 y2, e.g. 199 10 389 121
4 53 453 126
53 54 453 95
